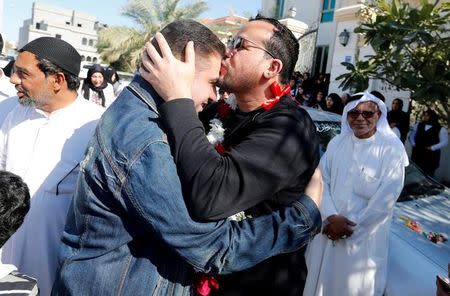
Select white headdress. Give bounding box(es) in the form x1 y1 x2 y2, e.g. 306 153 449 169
341 92 395 139
341 91 409 166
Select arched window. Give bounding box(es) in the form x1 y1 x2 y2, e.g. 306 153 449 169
81 55 86 61
93 57 98 63
86 56 92 62
82 38 87 45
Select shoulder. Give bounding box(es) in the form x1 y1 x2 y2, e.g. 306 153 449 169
75 97 105 117
258 97 314 126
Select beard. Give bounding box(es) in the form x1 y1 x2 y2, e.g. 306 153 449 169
219 70 257 94
18 93 52 109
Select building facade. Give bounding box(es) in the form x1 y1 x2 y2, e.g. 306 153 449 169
18 2 107 63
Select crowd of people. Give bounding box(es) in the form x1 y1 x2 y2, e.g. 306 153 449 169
0 15 447 296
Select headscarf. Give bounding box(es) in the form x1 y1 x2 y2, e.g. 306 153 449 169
82 64 107 106
341 92 396 139
340 91 409 166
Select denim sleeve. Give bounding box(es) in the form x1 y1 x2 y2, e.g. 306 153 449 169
123 140 322 274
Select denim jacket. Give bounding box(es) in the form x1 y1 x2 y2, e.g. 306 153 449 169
52 75 321 296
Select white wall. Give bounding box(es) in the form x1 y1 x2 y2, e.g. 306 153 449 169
18 3 101 62
328 20 359 94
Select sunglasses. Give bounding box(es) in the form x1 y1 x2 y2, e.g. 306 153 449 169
347 110 377 119
228 36 276 58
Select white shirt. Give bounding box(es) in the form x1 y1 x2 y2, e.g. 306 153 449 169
408 123 448 151
305 132 407 296
0 96 103 296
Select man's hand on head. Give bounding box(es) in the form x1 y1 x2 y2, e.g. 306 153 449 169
139 32 195 102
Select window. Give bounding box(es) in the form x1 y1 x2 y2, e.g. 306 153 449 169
77 23 82 27
35 21 47 31
313 46 329 77
65 21 70 25
81 55 86 61
55 34 62 39
82 38 87 45
93 57 98 63
88 39 93 46
86 56 91 62
321 0 335 23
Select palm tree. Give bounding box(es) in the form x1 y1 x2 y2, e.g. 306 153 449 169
97 0 207 72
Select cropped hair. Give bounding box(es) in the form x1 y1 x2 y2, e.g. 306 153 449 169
0 171 30 247
154 19 226 64
250 15 299 84
35 56 80 91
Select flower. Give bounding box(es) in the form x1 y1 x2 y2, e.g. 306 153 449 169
194 274 219 296
206 95 237 153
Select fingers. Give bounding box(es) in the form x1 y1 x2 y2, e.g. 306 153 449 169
154 32 173 59
184 41 195 66
346 218 357 227
144 40 162 67
140 46 154 73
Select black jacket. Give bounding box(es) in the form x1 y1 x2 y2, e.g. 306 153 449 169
160 96 320 295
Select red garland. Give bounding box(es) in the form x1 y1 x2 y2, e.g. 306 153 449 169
216 99 232 120
215 143 226 155
261 82 291 110
194 274 219 296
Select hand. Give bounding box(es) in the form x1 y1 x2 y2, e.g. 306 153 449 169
323 214 356 240
305 168 323 208
139 32 195 101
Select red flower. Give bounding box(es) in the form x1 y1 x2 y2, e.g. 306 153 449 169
215 143 226 155
217 99 232 120
261 82 292 110
194 274 219 296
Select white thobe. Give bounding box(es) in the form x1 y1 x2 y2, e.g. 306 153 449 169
305 132 406 296
0 97 103 296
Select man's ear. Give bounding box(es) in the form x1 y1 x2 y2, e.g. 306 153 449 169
263 58 283 79
52 72 67 91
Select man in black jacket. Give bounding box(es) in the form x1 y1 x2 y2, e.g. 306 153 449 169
141 15 320 295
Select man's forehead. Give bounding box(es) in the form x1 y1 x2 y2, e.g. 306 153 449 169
196 52 221 75
354 101 378 110
238 21 275 40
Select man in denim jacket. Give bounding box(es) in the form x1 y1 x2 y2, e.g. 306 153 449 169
52 20 322 295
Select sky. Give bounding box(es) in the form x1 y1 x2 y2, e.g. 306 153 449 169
1 0 262 43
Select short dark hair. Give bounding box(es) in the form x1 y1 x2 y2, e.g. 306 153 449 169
0 171 30 247
35 56 80 91
250 15 299 84
154 19 226 64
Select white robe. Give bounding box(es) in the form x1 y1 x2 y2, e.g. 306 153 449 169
305 132 406 296
0 97 103 296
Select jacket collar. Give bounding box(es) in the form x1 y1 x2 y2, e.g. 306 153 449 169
127 74 164 116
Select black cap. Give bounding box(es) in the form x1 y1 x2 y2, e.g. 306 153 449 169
20 37 81 76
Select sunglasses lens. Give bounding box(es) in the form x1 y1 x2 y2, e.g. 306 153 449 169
348 111 375 118
347 111 359 118
234 37 243 50
362 111 374 118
